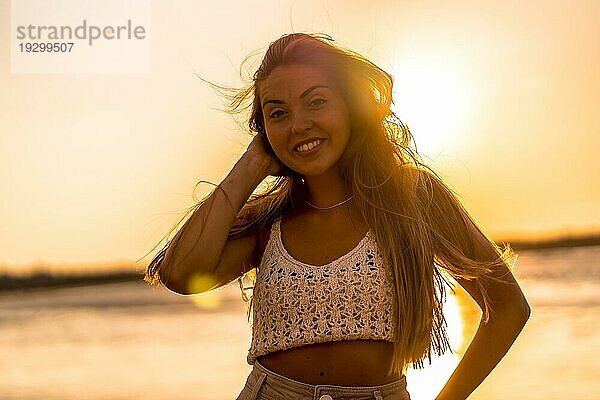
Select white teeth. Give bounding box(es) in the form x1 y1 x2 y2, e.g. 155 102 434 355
295 139 323 152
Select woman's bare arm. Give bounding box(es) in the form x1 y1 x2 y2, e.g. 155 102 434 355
434 197 531 400
159 135 281 295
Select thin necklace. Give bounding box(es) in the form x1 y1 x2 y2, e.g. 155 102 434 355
303 196 354 210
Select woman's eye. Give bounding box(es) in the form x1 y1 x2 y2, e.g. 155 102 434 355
269 110 285 119
310 98 326 107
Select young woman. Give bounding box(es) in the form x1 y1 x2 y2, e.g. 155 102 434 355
145 33 530 400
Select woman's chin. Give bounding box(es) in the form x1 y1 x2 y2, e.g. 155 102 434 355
280 154 341 178
290 165 339 179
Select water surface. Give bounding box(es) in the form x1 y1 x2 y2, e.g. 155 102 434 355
1 246 598 399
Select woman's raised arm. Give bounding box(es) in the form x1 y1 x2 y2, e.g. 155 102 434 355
158 135 281 295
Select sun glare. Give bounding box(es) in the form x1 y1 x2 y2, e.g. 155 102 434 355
389 55 475 163
406 292 463 399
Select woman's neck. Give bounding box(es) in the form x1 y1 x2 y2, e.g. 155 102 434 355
301 170 352 208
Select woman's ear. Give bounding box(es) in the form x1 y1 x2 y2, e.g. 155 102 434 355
259 129 276 156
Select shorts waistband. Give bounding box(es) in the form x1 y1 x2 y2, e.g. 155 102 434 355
252 359 409 397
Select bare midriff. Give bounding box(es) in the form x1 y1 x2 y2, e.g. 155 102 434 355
256 339 403 386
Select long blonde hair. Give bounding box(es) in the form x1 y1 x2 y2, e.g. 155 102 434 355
145 32 515 376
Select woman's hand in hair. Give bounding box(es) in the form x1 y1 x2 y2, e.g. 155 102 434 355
243 132 288 177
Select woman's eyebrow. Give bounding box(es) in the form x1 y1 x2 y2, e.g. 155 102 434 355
262 85 328 107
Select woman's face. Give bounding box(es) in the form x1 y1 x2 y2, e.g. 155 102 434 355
258 63 352 177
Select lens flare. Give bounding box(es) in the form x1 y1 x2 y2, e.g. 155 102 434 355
187 273 221 310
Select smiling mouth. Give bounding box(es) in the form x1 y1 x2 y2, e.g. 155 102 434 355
294 139 325 153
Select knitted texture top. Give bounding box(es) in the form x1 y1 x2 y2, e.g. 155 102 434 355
246 218 398 365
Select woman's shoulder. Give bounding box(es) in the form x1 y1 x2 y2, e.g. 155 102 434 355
399 163 435 179
400 165 449 193
256 224 269 261
257 221 273 249
256 216 284 262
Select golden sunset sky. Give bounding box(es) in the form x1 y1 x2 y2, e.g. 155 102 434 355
1 0 598 271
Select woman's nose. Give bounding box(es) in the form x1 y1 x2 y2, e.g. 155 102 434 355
291 110 312 134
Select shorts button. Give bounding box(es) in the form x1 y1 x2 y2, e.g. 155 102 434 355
319 396 333 400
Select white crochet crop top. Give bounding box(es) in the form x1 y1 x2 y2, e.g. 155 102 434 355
246 218 398 365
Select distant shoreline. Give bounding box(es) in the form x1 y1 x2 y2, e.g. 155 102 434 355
497 233 600 250
1 235 599 292
0 271 144 293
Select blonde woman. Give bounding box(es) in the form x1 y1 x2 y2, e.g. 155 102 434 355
145 33 530 400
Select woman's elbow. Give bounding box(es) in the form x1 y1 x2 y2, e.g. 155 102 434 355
501 297 531 327
158 266 189 295
512 289 532 320
489 293 531 327
521 299 532 322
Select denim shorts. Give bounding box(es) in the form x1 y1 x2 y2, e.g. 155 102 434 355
236 359 411 400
